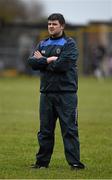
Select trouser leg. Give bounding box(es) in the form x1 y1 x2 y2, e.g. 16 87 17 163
36 93 57 166
56 93 80 165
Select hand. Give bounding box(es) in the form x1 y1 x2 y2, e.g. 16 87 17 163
47 56 58 64
34 50 43 59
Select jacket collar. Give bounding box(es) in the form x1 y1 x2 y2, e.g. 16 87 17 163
50 32 65 40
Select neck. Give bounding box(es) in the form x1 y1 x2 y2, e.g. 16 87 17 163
50 31 65 39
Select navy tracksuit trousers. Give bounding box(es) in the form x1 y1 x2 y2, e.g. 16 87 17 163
36 92 80 166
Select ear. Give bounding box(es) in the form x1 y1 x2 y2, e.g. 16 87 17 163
61 24 65 30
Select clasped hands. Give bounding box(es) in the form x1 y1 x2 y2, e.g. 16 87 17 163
34 50 58 64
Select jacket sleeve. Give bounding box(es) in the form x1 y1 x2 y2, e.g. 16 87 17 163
27 43 48 71
46 38 79 73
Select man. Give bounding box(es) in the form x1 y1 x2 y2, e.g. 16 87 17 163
28 13 85 170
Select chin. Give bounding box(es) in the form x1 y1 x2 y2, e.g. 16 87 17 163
49 32 55 36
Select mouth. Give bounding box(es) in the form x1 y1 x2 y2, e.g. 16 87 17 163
49 28 54 32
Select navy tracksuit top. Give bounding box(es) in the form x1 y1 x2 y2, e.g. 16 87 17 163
28 34 79 93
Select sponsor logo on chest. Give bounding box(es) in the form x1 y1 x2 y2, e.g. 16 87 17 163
41 50 46 54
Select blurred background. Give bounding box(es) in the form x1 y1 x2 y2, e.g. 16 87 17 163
0 0 112 78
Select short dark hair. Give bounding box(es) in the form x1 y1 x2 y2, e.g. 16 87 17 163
48 13 66 25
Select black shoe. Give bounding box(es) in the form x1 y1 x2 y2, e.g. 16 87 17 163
31 163 49 169
71 162 85 170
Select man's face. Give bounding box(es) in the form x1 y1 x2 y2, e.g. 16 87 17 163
48 20 64 37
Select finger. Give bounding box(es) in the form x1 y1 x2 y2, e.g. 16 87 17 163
34 53 39 57
34 51 39 55
35 51 41 55
34 55 37 58
35 50 39 53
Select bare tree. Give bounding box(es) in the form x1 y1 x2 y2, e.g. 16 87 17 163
23 0 44 22
0 0 27 22
0 0 45 22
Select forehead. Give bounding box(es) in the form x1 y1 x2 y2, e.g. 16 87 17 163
48 20 60 25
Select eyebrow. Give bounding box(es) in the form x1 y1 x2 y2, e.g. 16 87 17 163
48 22 58 25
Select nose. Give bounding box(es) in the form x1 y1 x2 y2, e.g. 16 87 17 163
49 23 53 27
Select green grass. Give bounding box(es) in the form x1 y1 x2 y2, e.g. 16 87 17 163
0 76 112 179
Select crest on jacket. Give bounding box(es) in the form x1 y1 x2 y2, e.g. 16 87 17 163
56 48 61 54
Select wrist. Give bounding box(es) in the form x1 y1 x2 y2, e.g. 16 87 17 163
47 57 51 64
47 56 58 64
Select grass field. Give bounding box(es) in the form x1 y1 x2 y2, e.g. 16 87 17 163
0 76 112 179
